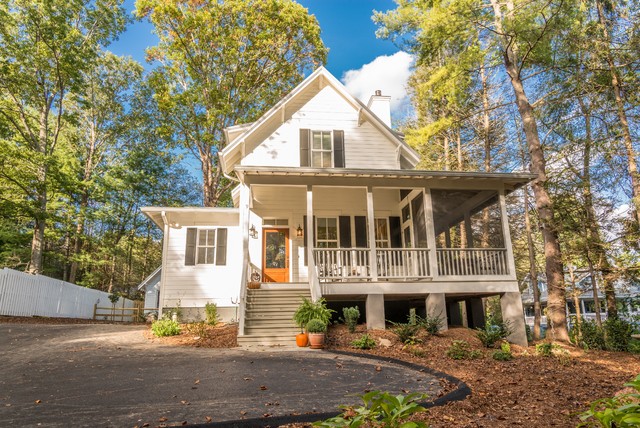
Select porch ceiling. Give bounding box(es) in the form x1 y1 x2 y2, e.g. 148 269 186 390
235 166 535 192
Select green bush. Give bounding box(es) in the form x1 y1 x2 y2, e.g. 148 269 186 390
492 341 513 361
306 318 327 333
579 374 640 427
476 321 512 348
351 334 376 350
293 297 335 330
629 339 640 354
446 340 482 360
535 342 556 357
151 319 181 337
391 322 421 345
185 321 208 338
580 319 606 350
417 312 444 335
342 306 360 333
605 317 633 352
314 390 428 428
204 302 219 325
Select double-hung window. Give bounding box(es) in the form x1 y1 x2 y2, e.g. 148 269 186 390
311 131 333 168
316 217 338 248
300 129 345 168
374 218 390 248
197 229 216 264
185 228 227 266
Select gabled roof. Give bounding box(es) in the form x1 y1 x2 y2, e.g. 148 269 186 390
219 67 420 175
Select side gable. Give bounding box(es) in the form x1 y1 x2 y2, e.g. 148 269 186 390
219 67 420 175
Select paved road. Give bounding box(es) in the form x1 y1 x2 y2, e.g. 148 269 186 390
0 324 444 427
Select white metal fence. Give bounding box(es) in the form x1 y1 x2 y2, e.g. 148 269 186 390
0 267 134 319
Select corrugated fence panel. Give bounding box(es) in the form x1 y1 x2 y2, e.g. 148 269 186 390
0 268 135 320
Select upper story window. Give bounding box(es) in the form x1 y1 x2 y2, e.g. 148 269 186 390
300 129 345 168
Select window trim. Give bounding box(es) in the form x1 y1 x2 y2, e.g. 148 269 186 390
185 227 227 266
315 216 339 248
310 130 333 168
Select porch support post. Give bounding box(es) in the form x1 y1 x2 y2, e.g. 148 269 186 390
425 293 447 331
464 212 474 248
306 185 320 301
366 294 385 330
366 186 378 281
423 189 438 277
467 298 485 329
499 187 517 278
500 292 528 347
237 184 251 336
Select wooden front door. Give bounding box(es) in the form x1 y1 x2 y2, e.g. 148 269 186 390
262 228 289 282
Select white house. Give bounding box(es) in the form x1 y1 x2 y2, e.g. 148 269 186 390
142 67 534 346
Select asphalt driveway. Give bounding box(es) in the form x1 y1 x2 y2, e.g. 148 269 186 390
0 323 451 427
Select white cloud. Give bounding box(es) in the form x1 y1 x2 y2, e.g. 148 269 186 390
341 51 414 121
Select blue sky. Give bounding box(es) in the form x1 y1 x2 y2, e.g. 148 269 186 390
109 0 414 121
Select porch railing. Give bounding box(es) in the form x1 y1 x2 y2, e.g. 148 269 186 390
436 248 508 276
376 249 430 280
314 248 372 281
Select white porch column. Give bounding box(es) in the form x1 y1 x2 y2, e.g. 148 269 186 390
366 294 385 329
423 189 438 277
306 185 321 301
237 184 251 336
366 186 378 281
499 188 517 279
500 292 528 347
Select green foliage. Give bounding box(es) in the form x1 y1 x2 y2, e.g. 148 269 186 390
184 322 208 338
343 306 360 333
351 334 376 350
475 321 512 348
391 322 421 345
446 340 482 360
575 319 607 350
604 317 633 352
293 297 335 330
535 342 557 357
108 293 120 305
151 319 181 337
314 390 428 428
306 318 327 334
204 302 219 325
629 339 640 354
492 342 513 361
579 374 640 427
416 312 444 335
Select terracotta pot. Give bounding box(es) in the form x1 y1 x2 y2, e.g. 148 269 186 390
308 332 325 349
296 332 308 347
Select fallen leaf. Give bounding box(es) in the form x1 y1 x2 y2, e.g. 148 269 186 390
205 416 212 422
180 400 190 405
158 417 168 422
259 385 268 390
34 400 41 404
375 366 382 372
194 379 200 385
243 377 253 381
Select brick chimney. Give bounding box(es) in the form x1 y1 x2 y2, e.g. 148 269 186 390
367 90 392 127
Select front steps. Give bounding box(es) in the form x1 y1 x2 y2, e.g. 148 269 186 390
237 286 311 347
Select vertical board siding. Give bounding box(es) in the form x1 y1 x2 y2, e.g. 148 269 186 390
0 268 134 319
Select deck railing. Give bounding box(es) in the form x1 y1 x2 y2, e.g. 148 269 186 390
436 248 508 276
376 249 430 280
314 248 372 281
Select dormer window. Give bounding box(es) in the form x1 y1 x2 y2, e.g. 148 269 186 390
300 129 345 168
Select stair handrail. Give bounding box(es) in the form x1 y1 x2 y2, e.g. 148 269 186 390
309 249 322 302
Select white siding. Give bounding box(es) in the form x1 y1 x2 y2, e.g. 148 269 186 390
241 86 400 170
161 220 242 311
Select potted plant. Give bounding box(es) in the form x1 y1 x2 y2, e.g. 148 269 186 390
306 318 327 349
293 297 335 347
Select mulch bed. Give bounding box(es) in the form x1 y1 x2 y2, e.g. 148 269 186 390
144 322 239 348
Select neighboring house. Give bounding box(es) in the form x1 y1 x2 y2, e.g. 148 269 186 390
142 67 534 346
521 271 640 329
137 266 162 314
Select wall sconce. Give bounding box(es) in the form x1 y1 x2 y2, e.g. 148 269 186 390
249 224 258 239
296 224 303 238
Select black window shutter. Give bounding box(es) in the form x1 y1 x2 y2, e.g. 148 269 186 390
389 217 402 248
339 216 351 248
215 228 227 265
300 129 310 167
354 216 367 248
333 130 345 168
185 228 197 266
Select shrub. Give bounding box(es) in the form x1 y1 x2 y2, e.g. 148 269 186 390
184 321 208 338
579 374 640 427
446 340 482 360
492 341 513 361
204 302 219 325
306 318 327 333
351 334 376 350
391 322 421 345
314 390 428 428
580 319 606 350
605 317 633 352
294 297 335 330
151 319 181 337
476 321 512 348
342 306 360 333
417 312 444 335
535 342 556 357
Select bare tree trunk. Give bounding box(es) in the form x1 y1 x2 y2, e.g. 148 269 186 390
443 135 450 171
490 0 569 341
524 184 542 340
456 128 463 170
588 260 603 326
481 64 491 247
595 0 640 229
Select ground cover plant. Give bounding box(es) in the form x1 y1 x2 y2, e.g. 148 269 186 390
151 319 181 337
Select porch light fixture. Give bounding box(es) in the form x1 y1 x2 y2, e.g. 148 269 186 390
296 224 303 238
249 224 258 239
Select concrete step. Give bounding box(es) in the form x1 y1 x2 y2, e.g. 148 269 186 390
244 327 299 336
237 335 298 347
245 305 300 312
